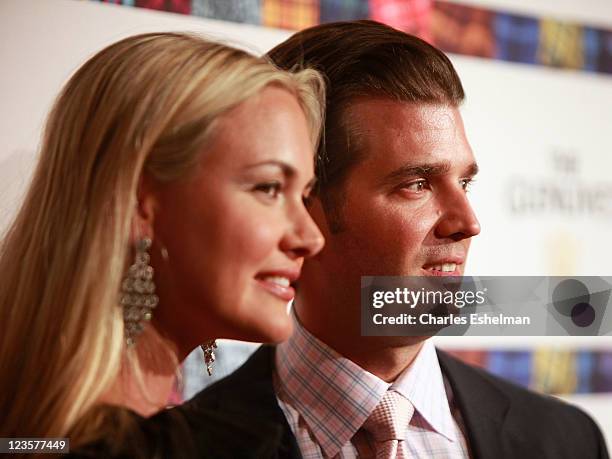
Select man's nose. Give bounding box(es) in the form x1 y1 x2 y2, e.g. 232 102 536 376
434 189 481 241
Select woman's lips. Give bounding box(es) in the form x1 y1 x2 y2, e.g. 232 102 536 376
256 275 296 302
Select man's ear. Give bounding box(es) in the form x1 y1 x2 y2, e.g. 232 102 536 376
131 173 159 242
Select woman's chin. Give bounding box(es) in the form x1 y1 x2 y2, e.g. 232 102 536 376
235 312 294 344
261 314 294 343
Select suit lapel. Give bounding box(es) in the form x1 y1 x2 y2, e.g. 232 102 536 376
437 350 510 459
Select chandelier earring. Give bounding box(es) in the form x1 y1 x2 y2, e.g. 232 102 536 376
121 237 159 346
201 340 218 376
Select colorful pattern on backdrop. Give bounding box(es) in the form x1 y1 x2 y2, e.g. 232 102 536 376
90 0 612 75
447 349 612 395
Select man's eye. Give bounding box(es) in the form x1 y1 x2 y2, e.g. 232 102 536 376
460 178 474 192
254 181 282 199
403 179 428 193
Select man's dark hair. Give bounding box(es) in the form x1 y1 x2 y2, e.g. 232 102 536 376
268 20 464 203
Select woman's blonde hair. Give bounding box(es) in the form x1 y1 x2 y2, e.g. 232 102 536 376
0 32 324 444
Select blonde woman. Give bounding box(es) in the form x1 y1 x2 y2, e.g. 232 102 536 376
0 33 324 457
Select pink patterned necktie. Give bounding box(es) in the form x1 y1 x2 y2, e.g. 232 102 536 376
363 390 415 459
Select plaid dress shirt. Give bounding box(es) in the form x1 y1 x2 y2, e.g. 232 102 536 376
274 314 471 458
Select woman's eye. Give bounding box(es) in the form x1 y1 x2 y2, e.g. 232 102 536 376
254 181 282 199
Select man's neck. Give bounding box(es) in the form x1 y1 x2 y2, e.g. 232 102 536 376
294 300 427 383
346 340 425 382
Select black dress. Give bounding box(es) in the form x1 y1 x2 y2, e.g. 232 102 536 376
67 404 284 459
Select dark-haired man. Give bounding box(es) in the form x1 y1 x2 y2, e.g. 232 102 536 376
185 20 608 458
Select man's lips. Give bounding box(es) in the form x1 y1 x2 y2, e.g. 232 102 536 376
421 258 464 276
255 269 300 302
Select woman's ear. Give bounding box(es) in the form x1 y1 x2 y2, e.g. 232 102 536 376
131 173 159 242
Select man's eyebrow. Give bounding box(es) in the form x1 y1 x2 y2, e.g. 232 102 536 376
380 161 479 187
244 160 296 178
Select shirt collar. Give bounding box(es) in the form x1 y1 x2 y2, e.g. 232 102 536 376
391 339 459 442
276 313 458 457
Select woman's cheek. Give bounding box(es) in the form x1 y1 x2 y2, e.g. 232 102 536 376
232 212 282 261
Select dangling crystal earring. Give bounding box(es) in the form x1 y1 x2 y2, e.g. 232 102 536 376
121 237 159 346
200 340 217 376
